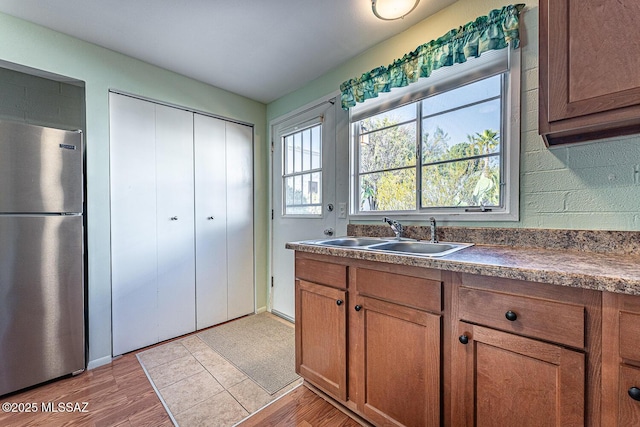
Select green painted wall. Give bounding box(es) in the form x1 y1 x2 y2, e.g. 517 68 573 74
0 12 269 367
267 0 640 231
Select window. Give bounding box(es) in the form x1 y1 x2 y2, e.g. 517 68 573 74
282 123 322 215
350 48 520 221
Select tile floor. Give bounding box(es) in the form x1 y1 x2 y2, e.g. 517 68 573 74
137 316 302 427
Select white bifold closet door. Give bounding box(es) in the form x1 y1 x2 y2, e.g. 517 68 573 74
110 93 195 356
155 104 196 342
225 121 254 320
194 114 228 328
194 114 254 329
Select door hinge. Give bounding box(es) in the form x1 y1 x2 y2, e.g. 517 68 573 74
270 140 274 153
271 209 274 220
271 277 274 287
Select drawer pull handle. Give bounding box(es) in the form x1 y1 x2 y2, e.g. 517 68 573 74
336 299 343 306
505 310 518 321
355 305 362 312
630 387 640 402
459 334 469 345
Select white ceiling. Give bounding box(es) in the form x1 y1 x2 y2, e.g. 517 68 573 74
0 0 457 104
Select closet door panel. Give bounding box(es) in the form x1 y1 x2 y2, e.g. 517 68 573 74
194 114 228 329
155 104 196 340
110 93 159 355
226 122 255 319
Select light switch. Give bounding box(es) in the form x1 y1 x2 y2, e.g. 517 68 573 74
338 203 347 219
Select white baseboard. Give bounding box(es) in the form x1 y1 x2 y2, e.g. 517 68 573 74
87 355 113 370
256 306 267 314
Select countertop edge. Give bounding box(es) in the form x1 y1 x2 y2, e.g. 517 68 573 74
286 242 640 296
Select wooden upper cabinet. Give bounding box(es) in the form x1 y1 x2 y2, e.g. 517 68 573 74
539 0 640 145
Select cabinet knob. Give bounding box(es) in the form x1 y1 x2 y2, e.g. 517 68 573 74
207 216 215 220
336 299 343 306
629 387 640 402
354 305 362 312
459 334 469 345
170 216 178 221
505 310 518 321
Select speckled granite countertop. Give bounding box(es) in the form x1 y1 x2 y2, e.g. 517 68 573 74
286 226 640 296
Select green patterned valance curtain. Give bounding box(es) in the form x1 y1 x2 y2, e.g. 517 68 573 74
340 4 525 110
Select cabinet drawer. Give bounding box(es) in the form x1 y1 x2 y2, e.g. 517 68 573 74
356 268 442 313
620 311 640 362
296 258 347 289
619 365 640 425
458 287 585 348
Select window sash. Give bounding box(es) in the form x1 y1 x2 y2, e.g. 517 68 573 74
351 49 515 217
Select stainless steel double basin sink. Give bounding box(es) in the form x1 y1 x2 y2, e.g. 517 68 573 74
308 236 473 257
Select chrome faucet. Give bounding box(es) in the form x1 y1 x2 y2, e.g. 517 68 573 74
383 217 403 239
429 217 438 243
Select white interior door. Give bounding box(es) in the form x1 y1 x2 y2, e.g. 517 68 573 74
110 93 159 355
155 104 196 341
226 121 255 319
194 114 228 329
271 100 346 321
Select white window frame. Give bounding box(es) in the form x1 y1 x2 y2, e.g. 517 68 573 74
349 46 521 222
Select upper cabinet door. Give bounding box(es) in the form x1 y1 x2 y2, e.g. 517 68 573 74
110 93 159 356
194 113 228 329
155 104 196 341
540 0 640 145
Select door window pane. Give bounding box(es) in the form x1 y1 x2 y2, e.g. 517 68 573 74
283 124 323 215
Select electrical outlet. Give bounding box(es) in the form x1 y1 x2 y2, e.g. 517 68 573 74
338 203 347 219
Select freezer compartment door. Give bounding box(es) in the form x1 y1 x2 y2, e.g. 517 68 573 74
0 215 85 396
0 120 83 214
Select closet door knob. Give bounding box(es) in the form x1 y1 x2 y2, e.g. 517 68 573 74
629 387 640 402
336 299 343 306
354 305 362 312
207 216 215 220
505 310 518 321
459 334 469 345
170 216 178 221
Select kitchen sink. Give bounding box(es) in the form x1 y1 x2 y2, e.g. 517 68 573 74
316 237 391 247
367 241 473 256
309 236 472 257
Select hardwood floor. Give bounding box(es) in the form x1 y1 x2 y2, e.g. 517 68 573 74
238 384 363 427
0 344 361 427
0 351 172 427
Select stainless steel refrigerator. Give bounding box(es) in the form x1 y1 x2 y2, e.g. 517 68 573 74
0 120 85 396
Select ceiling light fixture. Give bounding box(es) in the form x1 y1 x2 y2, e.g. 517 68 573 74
371 0 420 21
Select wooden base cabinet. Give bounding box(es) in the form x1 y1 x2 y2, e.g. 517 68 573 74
294 253 443 427
453 322 584 426
602 292 640 425
451 273 601 427
354 296 440 427
295 279 347 400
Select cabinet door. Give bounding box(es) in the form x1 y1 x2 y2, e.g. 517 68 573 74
226 122 254 319
540 0 640 142
619 365 640 425
194 114 228 329
355 296 440 427
295 279 347 400
110 93 159 355
452 322 585 427
155 104 196 341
